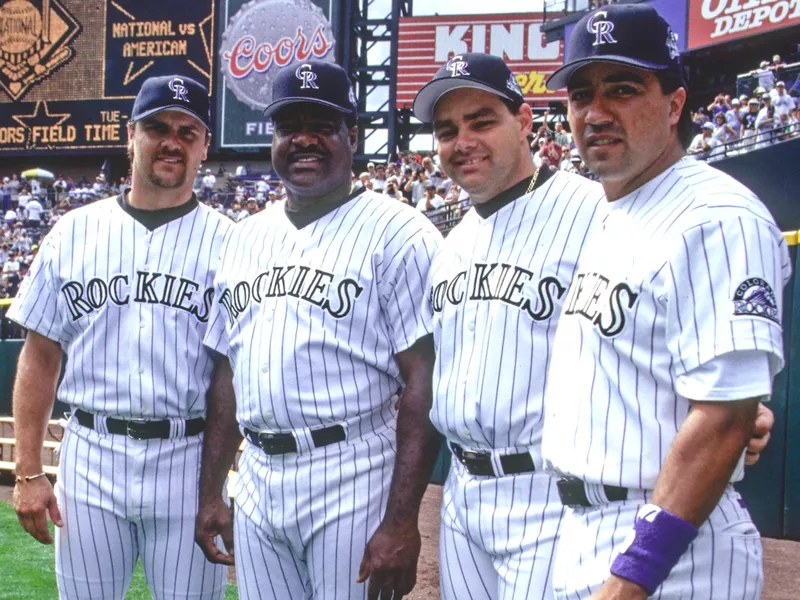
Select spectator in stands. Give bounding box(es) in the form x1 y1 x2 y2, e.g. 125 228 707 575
384 176 405 202
201 168 216 201
4 207 16 228
237 198 257 222
707 94 729 118
399 167 414 203
539 135 563 168
8 173 20 198
712 111 738 145
24 196 44 227
372 163 387 192
688 122 719 158
417 182 444 213
28 177 41 199
553 121 571 146
1 178 11 213
565 149 583 174
756 94 779 148
741 98 760 146
226 202 240 221
366 161 376 180
726 98 743 131
770 54 786 70
770 81 795 117
17 186 31 210
404 167 427 206
0 274 9 299
3 251 19 273
421 156 443 188
753 60 775 91
255 176 269 200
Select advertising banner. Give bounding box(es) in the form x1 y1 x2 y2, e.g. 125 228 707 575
0 0 215 155
216 0 337 149
688 0 800 50
397 13 566 110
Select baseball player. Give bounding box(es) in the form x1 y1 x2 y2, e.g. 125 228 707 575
194 61 443 600
412 52 777 600
9 75 231 599
411 52 606 600
541 5 789 599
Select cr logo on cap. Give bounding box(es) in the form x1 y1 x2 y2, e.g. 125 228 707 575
446 55 470 78
295 64 319 89
168 77 190 102
586 11 617 46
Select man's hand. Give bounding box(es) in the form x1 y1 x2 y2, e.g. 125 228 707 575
357 519 421 600
13 476 63 544
745 402 774 465
195 496 235 565
588 575 648 600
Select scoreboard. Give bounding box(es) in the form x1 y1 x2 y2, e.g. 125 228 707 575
0 0 215 155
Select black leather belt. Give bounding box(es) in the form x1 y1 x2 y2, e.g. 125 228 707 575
74 409 205 440
557 476 628 507
244 424 346 455
451 443 535 477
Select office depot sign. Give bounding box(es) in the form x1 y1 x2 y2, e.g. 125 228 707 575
688 0 800 49
397 14 565 109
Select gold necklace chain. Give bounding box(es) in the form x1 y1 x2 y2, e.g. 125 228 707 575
525 167 541 195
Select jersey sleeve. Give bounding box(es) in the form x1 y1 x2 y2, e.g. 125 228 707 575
664 216 789 387
6 231 64 343
378 214 441 354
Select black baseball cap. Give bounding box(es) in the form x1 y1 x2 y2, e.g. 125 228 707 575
546 4 683 91
131 75 210 130
263 61 357 119
413 53 525 123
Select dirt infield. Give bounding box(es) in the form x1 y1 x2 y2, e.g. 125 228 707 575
2 482 798 599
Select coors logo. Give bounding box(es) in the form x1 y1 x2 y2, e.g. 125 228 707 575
220 0 335 110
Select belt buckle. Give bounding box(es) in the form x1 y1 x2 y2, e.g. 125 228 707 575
557 477 589 507
257 431 295 455
126 419 150 440
460 449 495 477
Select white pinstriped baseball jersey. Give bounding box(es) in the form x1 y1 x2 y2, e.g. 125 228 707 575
542 157 790 490
423 171 606 459
8 196 232 419
204 190 441 432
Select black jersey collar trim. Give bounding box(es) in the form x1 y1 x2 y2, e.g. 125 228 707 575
117 191 199 231
284 186 365 229
472 167 555 219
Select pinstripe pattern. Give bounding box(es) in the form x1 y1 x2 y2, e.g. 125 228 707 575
204 190 441 599
420 172 605 600
543 157 790 489
542 157 787 597
9 197 231 599
54 419 227 599
551 488 763 599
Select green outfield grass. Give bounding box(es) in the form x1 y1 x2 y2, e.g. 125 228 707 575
0 502 238 599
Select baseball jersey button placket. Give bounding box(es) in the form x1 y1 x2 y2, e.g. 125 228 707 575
261 363 268 373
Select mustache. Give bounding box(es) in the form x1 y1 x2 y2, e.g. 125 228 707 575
154 150 185 162
288 147 327 160
582 123 624 138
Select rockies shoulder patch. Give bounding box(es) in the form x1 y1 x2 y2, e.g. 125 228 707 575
733 277 779 324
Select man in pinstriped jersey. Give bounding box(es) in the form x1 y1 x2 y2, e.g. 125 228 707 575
195 61 443 600
9 75 230 598
542 5 788 599
412 50 777 600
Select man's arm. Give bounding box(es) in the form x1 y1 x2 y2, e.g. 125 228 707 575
594 398 758 600
357 334 441 600
194 355 241 565
12 330 64 544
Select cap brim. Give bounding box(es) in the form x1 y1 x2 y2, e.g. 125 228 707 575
132 105 209 130
263 98 354 119
413 79 517 123
545 56 675 91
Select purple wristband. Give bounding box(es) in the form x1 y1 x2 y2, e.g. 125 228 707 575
610 504 699 595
